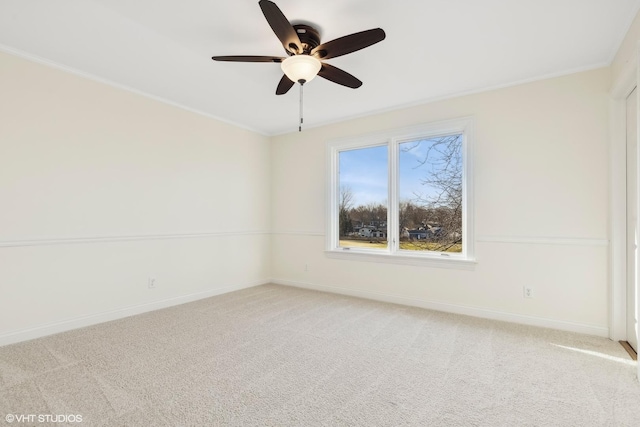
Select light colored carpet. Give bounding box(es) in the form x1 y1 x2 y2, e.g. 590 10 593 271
1 284 639 426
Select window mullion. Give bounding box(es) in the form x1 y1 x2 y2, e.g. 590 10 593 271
388 138 399 254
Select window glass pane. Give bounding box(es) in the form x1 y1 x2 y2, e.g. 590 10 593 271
398 135 463 253
338 145 388 249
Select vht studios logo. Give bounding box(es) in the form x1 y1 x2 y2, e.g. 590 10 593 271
5 414 83 423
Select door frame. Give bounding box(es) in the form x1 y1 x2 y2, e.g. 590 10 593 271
626 87 638 353
610 51 639 371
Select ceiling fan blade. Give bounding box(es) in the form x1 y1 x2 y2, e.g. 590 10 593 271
212 55 284 63
318 64 362 89
259 0 302 54
312 28 386 60
276 74 295 95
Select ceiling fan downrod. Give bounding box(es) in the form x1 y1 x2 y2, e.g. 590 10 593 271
299 80 305 132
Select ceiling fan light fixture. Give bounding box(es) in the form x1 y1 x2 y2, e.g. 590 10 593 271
281 55 321 84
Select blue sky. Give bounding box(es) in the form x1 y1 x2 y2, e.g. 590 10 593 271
339 145 388 206
339 139 445 207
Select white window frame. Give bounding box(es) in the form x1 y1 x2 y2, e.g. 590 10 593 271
325 117 476 269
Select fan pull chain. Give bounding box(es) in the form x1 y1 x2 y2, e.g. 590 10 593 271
299 81 304 132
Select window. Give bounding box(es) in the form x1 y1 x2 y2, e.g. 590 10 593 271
326 117 475 268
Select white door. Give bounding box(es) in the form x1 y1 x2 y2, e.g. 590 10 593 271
627 87 638 352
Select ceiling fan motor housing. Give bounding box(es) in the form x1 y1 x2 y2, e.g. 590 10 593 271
293 24 321 54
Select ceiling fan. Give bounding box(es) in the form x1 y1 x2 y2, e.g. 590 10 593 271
211 0 386 96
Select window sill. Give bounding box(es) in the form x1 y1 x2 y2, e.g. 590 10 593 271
324 249 477 270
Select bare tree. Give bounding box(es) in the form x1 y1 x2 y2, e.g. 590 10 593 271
349 202 387 227
366 202 387 226
339 185 354 212
402 135 463 252
339 186 354 237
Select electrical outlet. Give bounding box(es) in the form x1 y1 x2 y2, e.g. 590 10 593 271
148 277 156 289
523 286 533 299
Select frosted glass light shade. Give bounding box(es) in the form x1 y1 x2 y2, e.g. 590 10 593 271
281 55 321 83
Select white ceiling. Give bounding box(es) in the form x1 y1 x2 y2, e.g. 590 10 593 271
1 0 639 135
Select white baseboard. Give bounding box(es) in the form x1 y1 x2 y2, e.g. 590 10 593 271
272 278 610 338
0 279 268 346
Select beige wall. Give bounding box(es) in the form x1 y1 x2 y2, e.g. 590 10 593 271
0 51 271 343
271 68 611 335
